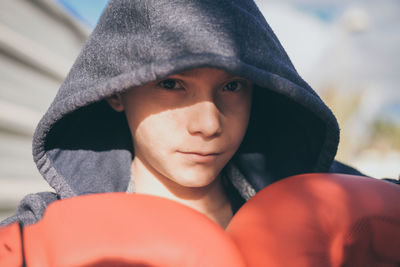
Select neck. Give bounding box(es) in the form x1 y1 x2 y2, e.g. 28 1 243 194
131 157 233 229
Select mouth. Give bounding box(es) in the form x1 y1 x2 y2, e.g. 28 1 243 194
178 151 220 163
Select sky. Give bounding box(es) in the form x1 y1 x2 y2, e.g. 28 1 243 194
57 0 109 28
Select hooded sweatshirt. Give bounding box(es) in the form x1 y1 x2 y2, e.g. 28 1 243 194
1 0 364 226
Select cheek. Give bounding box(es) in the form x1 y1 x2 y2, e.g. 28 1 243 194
228 112 250 149
131 110 182 152
223 95 252 144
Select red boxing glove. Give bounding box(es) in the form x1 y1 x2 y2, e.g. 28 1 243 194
227 173 400 267
0 222 23 267
22 193 246 267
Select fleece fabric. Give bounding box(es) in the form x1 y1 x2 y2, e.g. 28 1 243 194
2 0 364 226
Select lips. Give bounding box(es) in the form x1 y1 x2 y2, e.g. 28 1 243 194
178 151 220 163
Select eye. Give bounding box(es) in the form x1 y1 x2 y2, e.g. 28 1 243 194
158 79 184 90
222 80 246 92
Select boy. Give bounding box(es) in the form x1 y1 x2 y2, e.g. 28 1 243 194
1 0 365 228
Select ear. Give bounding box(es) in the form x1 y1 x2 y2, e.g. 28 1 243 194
106 93 124 112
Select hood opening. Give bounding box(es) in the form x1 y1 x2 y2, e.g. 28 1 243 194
41 83 326 195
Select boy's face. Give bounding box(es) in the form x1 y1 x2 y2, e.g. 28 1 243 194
113 68 252 188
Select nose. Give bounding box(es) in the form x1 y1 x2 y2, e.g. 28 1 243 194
187 100 222 139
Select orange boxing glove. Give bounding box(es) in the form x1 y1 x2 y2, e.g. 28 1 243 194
226 173 400 267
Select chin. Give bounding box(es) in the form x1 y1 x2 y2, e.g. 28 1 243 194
172 170 221 188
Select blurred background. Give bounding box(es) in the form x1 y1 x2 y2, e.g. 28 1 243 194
0 0 399 221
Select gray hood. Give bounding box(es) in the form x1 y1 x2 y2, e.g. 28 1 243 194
32 0 339 199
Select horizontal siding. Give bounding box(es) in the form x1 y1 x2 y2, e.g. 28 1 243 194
0 0 88 221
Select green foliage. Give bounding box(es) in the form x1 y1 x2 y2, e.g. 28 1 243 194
370 117 400 150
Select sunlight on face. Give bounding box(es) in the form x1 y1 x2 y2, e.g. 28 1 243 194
122 68 253 189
